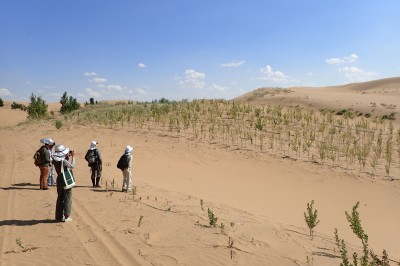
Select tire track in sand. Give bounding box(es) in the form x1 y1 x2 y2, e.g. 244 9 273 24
0 131 19 258
66 199 144 265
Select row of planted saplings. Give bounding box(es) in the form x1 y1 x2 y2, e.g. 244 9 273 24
70 100 400 177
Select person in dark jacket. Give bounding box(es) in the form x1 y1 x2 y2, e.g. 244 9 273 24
38 138 53 190
53 144 75 222
85 141 103 188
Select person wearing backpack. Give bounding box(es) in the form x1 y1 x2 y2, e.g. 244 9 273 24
37 138 53 190
85 141 103 188
119 145 133 192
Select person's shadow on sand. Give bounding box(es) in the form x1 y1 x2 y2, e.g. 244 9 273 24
0 183 40 191
0 219 59 226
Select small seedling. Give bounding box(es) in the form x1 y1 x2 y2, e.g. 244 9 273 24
228 237 235 259
304 200 320 240
132 186 137 198
138 215 144 227
16 238 24 249
200 199 204 211
220 223 225 234
207 208 218 227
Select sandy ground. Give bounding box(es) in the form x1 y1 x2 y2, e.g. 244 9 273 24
1 78 400 265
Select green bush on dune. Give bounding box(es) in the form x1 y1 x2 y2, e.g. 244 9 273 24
60 91 80 114
27 94 48 119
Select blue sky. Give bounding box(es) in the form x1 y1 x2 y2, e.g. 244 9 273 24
1 1 399 102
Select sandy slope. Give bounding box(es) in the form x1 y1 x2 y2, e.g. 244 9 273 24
234 77 400 126
1 78 400 265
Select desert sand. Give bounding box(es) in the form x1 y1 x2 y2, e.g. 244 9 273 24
1 78 400 265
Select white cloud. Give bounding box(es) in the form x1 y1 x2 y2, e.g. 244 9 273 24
90 77 108 84
259 65 289 82
136 88 146 95
0 88 12 97
339 66 376 82
179 69 206 89
210 83 228 92
326 53 358 64
138 63 147 68
220 60 245 68
107 85 123 91
84 72 98 77
85 88 101 97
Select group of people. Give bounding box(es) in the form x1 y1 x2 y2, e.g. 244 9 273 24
36 139 134 222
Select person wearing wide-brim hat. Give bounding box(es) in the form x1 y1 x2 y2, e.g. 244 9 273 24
45 139 56 187
38 138 54 190
53 144 75 222
121 145 134 193
84 140 103 188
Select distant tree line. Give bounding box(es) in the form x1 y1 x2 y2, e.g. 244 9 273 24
7 91 81 119
84 97 99 106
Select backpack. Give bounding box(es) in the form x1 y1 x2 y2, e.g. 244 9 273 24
85 149 98 165
117 154 128 170
33 148 42 166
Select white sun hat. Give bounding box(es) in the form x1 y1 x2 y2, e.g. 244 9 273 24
40 138 55 145
53 144 70 161
124 145 134 155
89 140 98 150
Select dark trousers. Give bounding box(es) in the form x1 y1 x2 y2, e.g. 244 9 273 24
90 163 102 187
55 176 72 221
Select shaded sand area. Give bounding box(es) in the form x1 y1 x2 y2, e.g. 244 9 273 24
1 78 400 265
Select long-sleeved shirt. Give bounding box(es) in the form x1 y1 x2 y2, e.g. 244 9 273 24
39 145 51 166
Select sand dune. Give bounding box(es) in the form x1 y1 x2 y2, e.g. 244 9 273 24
234 77 400 126
1 78 400 265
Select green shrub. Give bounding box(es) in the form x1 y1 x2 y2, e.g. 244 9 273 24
55 120 62 129
60 91 80 114
27 94 48 119
11 101 27 110
0 98 4 107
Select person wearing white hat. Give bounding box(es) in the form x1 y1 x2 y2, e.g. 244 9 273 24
46 139 56 186
120 145 134 192
84 141 103 188
53 144 76 222
37 138 53 190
